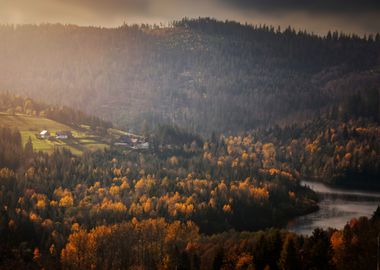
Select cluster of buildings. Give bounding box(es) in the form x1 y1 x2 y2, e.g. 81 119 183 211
38 130 73 140
114 134 149 150
38 129 149 150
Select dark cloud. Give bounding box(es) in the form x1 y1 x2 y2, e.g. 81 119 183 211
0 0 379 34
221 0 380 34
222 0 380 13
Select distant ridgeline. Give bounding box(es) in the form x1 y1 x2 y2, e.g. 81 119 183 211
0 92 112 131
0 18 379 135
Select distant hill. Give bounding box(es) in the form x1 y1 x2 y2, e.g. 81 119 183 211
0 112 108 155
0 18 379 135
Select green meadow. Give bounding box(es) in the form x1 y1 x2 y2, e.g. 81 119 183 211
0 112 108 155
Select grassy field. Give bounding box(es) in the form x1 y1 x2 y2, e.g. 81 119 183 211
108 128 144 138
0 112 108 155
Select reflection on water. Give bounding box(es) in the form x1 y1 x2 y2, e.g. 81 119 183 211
287 180 380 235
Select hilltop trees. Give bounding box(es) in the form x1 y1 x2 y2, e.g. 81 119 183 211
0 19 379 135
0 92 112 132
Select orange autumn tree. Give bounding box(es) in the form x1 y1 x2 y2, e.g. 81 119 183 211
61 218 199 270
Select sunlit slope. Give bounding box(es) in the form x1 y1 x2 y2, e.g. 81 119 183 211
0 112 108 154
0 19 378 134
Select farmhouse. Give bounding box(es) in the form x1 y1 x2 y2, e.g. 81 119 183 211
114 134 149 150
39 130 50 139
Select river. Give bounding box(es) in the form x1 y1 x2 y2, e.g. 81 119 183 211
287 180 380 235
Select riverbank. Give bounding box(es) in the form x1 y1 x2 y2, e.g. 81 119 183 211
287 180 380 235
303 174 380 192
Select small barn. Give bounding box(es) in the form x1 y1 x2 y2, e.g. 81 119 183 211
137 142 149 150
56 131 72 140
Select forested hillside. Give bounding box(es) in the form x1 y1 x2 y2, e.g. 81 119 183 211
1 18 379 134
1 93 379 268
249 118 380 189
1 121 379 269
1 17 380 269
0 122 318 268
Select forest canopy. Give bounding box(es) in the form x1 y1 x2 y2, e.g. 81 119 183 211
0 17 380 269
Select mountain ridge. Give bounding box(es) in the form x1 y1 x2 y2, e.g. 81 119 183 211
0 18 379 135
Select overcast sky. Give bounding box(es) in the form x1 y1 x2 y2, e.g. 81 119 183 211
1 0 379 35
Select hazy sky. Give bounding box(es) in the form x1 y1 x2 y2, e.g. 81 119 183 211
1 0 379 35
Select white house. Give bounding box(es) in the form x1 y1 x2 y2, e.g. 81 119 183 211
39 130 50 139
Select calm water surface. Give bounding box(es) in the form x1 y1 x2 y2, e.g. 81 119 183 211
287 180 380 235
